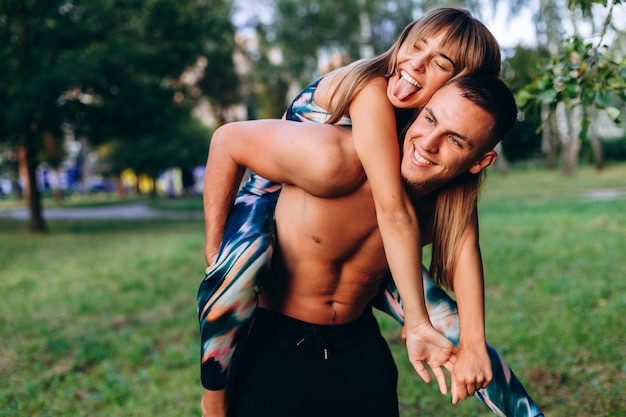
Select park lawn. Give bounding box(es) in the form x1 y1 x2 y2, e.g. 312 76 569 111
1 165 625 416
0 219 206 417
388 165 626 416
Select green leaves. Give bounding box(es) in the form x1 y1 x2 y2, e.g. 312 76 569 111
1 0 234 174
517 0 626 139
568 0 623 15
516 34 626 139
605 106 621 122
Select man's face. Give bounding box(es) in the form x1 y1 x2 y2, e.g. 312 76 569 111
400 83 497 194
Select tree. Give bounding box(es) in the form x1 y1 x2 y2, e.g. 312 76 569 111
516 0 626 174
103 113 211 196
502 45 550 163
240 0 492 118
1 0 72 232
0 0 238 232
245 0 364 116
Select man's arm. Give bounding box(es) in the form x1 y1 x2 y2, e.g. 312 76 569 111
203 124 245 265
203 120 362 265
449 210 492 403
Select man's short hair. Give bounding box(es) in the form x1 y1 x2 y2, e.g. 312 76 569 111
448 74 517 146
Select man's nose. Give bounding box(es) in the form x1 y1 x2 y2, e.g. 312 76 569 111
420 132 439 153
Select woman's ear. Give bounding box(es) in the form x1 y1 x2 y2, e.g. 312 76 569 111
468 151 497 174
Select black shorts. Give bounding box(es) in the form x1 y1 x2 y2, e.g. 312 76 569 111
230 307 399 417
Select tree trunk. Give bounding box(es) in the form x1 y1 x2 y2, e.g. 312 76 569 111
357 0 374 59
536 0 562 170
542 105 559 169
493 142 509 174
588 108 605 170
558 103 581 175
43 130 64 202
49 168 63 203
18 144 47 233
115 175 126 197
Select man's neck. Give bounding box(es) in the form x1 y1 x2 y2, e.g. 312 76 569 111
408 190 437 217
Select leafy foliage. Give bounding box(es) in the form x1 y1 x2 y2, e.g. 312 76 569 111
502 45 552 161
0 0 237 230
0 0 237 149
516 0 626 142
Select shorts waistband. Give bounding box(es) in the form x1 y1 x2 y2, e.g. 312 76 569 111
256 307 376 340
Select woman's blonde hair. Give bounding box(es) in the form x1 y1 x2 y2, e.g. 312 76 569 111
430 74 517 289
326 7 502 289
326 6 501 124
430 172 484 289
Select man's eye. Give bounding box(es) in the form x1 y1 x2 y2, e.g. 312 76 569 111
449 136 461 146
424 116 434 124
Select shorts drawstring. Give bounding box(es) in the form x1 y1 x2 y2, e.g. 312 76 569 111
296 326 329 360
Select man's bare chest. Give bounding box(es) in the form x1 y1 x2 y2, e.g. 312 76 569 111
275 186 386 268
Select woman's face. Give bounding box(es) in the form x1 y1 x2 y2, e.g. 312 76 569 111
387 30 458 109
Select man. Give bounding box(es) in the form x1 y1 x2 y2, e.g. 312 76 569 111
203 74 518 417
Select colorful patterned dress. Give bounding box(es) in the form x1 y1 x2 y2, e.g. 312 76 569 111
198 79 544 416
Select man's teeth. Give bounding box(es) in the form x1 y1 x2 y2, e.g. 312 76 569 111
414 150 433 165
401 71 422 89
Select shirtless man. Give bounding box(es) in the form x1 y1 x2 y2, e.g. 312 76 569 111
203 74 518 417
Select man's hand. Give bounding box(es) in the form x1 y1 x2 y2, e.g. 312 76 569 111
449 343 492 404
402 323 457 395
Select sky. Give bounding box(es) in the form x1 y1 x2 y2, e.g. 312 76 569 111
484 0 626 50
231 0 540 49
232 0 626 52
481 2 537 48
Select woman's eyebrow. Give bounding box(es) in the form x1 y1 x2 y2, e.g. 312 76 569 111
420 37 456 67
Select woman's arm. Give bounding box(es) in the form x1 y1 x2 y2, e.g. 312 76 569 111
348 78 454 390
449 210 492 403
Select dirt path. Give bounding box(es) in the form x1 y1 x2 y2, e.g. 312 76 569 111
0 202 203 220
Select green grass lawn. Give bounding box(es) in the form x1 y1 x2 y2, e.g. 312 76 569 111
1 165 625 416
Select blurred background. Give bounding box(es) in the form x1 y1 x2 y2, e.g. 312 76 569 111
1 1 625 416
1 0 625 231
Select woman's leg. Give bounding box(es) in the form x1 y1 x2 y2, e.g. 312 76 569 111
372 268 544 417
198 175 280 390
198 79 327 393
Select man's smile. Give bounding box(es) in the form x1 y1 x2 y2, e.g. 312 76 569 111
412 144 435 166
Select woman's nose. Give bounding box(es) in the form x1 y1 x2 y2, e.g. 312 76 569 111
409 53 428 73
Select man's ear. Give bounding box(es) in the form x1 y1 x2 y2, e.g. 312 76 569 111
468 151 497 174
